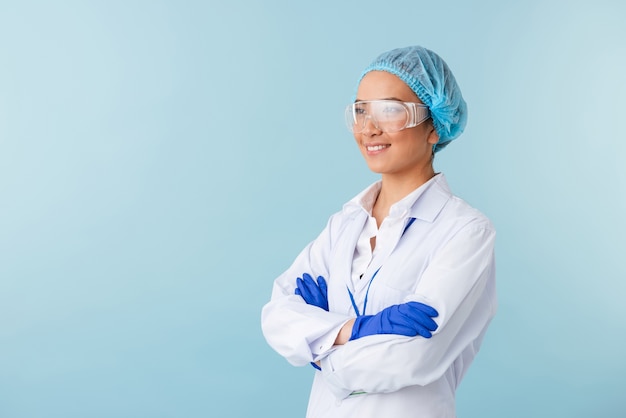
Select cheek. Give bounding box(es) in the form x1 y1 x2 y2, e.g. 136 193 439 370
396 132 432 157
353 133 366 149
405 126 433 146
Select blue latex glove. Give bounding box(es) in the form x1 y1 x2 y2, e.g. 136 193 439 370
350 301 439 341
295 273 328 311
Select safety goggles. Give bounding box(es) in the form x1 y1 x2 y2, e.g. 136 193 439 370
345 100 430 133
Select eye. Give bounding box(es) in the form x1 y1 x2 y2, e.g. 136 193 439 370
354 105 367 115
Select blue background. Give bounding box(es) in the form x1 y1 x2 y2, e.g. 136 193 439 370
1 1 625 417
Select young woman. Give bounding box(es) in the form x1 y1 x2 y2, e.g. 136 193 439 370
261 45 497 418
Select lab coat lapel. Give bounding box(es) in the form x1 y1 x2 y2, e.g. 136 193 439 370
333 210 368 294
370 176 453 280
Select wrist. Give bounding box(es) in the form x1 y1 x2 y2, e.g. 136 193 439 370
334 319 355 345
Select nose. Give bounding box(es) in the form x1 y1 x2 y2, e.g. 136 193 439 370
361 115 382 136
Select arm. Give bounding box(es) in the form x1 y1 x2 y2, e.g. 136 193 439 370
320 224 497 397
334 319 355 345
261 216 353 366
311 319 355 370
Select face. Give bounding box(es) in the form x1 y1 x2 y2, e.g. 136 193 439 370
354 71 439 178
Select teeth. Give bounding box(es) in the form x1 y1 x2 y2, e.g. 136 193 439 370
367 145 388 151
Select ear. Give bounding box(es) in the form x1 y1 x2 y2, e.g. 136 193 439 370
427 124 439 145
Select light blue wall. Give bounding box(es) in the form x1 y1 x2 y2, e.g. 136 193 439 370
1 1 625 417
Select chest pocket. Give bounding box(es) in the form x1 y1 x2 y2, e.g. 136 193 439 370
365 226 440 310
367 253 431 311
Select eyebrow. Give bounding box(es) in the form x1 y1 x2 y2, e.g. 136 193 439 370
354 97 405 103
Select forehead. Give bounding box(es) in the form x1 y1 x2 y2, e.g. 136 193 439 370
356 71 420 103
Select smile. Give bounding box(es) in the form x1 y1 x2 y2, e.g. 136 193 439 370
366 144 390 151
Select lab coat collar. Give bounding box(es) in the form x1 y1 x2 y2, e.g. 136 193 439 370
407 173 453 223
342 181 381 218
342 173 452 223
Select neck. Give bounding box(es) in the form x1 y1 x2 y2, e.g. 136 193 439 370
372 166 436 225
380 166 435 204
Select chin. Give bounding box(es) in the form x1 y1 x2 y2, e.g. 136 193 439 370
365 164 386 174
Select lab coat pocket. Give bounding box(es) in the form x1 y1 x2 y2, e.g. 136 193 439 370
377 256 428 294
367 282 413 312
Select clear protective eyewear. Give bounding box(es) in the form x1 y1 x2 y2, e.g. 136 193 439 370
345 100 430 133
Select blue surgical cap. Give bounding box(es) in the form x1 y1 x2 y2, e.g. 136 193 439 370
360 46 467 153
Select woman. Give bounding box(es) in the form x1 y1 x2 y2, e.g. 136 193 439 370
261 45 497 418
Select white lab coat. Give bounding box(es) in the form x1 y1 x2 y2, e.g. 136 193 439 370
261 174 497 418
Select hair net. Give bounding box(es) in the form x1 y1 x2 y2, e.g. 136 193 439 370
359 46 467 153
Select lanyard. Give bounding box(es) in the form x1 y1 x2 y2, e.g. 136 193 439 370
347 217 416 317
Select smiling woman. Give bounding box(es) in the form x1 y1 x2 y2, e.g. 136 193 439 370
351 71 438 187
261 45 496 418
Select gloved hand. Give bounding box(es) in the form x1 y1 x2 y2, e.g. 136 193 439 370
295 273 328 311
350 301 439 341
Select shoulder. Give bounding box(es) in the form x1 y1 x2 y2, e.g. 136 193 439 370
445 195 494 231
428 174 495 235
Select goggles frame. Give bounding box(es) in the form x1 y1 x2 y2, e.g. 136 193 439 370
345 100 430 133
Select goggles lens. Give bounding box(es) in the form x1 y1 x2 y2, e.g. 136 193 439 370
345 100 429 133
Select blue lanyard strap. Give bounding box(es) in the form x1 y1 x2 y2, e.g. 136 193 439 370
347 267 380 317
347 217 415 317
403 217 416 234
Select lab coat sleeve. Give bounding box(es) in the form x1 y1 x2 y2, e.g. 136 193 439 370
261 214 352 367
319 223 497 398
